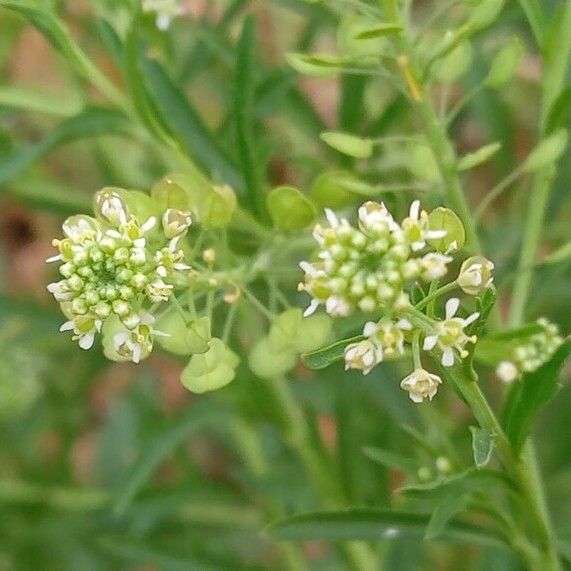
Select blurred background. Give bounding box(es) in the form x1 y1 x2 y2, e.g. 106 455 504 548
1 0 570 569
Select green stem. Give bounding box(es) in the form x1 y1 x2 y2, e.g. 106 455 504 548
266 377 378 571
474 166 525 223
509 0 571 326
414 281 458 311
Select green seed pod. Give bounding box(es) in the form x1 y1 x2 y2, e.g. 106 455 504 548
248 337 297 379
155 312 211 356
181 338 239 393
427 207 466 253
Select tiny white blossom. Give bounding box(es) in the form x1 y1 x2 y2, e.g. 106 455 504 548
400 368 442 403
344 339 383 374
457 256 494 296
496 361 519 383
94 190 129 227
423 298 479 367
420 253 452 281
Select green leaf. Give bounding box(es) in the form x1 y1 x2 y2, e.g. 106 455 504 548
0 107 131 186
485 37 524 88
425 495 470 541
517 0 545 47
320 131 373 158
363 447 418 474
302 335 365 370
234 16 267 219
545 86 571 134
140 58 244 191
0 85 81 116
266 508 507 548
285 52 347 78
267 186 316 230
353 23 403 39
470 427 496 469
399 469 512 500
543 240 571 265
503 339 571 454
457 142 502 171
523 129 568 172
113 404 222 515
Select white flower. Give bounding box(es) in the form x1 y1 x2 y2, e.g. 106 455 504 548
457 256 494 296
423 298 479 367
364 318 412 359
325 295 352 317
146 279 174 303
112 313 168 364
400 368 442 403
60 317 102 350
402 200 446 251
344 339 383 374
496 361 519 383
358 201 398 235
162 208 192 239
420 252 452 281
94 189 129 227
143 0 184 30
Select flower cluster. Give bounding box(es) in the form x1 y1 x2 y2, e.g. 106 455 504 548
143 0 184 30
47 189 191 359
299 201 450 318
301 201 497 404
496 318 563 383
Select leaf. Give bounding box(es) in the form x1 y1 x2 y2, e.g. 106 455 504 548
285 52 347 78
140 58 244 191
362 447 418 474
523 129 568 173
266 508 507 548
517 0 545 47
457 142 502 171
544 241 571 265
113 404 222 515
399 469 512 500
353 23 403 39
485 37 524 88
234 16 267 219
0 85 81 116
267 186 316 230
302 335 365 370
545 86 571 134
320 131 373 158
0 107 132 186
470 427 495 469
425 495 470 541
503 339 571 454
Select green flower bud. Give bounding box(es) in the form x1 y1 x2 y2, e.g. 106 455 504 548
94 188 129 226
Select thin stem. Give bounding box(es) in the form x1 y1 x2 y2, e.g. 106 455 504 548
242 288 275 320
414 281 458 311
445 83 484 127
265 377 378 571
509 0 571 326
474 166 525 223
412 331 422 368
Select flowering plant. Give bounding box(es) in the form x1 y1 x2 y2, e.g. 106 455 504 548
1 0 571 570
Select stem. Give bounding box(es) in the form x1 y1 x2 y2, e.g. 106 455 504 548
414 281 458 311
474 166 525 223
509 0 571 325
266 377 378 571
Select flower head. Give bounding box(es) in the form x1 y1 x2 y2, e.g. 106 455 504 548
423 298 479 366
300 201 453 318
400 368 442 403
457 256 494 296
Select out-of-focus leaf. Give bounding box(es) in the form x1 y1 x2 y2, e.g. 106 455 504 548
266 508 507 548
113 403 223 515
457 142 501 171
267 186 316 230
0 107 132 185
353 23 403 39
140 59 244 191
320 131 373 158
363 447 418 474
425 495 470 540
0 85 81 116
545 87 571 134
523 129 568 173
485 37 524 88
503 339 571 454
234 16 267 219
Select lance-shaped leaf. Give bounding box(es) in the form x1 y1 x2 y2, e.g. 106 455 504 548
503 339 571 454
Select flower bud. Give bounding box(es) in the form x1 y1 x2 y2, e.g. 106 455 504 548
94 188 129 227
344 339 382 375
457 256 494 295
496 361 519 383
162 208 192 239
400 368 442 403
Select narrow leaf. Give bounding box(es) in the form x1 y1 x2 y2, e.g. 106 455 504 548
425 495 470 541
301 335 364 370
363 447 418 474
266 508 507 548
523 129 568 173
503 339 571 454
457 142 501 171
354 23 403 39
320 131 373 158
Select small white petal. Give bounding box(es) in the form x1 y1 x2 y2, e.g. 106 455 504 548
396 318 412 330
445 298 460 320
442 347 455 367
46 254 63 263
423 336 438 351
324 208 339 228
79 332 95 350
409 200 420 220
59 321 75 332
463 312 480 327
303 299 319 317
363 321 379 337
